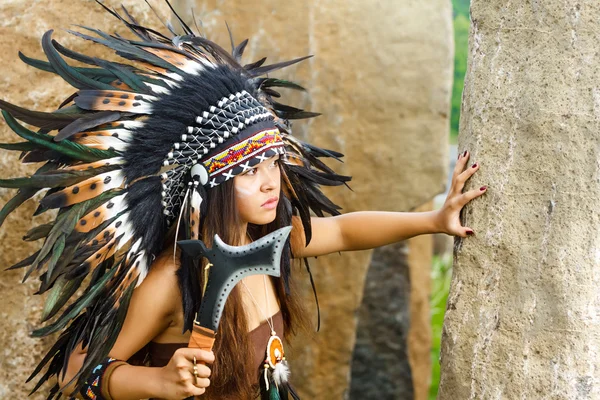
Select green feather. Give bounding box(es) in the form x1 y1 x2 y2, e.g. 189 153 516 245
45 235 66 283
95 59 148 93
0 141 41 152
18 52 56 74
42 236 85 293
42 30 115 91
41 273 85 322
2 110 117 162
269 383 281 400
0 165 117 189
261 78 306 91
0 188 39 228
27 190 122 283
0 99 78 130
51 40 169 88
27 201 90 281
23 223 54 241
31 266 117 337
19 51 115 89
5 251 39 271
68 27 183 74
51 105 87 115
0 162 61 228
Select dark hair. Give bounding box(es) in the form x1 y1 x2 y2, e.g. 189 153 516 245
175 163 309 399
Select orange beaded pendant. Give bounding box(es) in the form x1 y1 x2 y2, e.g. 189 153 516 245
265 333 285 368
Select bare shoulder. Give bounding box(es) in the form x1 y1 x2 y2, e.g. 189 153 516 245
108 249 182 359
139 250 182 312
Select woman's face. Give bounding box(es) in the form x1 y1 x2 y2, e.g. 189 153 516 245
233 154 281 226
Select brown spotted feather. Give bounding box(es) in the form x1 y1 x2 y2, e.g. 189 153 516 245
41 171 125 209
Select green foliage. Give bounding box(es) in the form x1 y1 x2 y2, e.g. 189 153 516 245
450 1 471 143
452 0 470 18
429 253 453 400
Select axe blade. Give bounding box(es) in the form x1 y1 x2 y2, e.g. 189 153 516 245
178 225 292 332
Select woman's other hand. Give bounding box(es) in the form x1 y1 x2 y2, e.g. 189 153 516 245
436 150 487 237
158 348 214 399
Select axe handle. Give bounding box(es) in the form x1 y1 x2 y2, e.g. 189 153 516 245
185 325 216 400
188 324 216 351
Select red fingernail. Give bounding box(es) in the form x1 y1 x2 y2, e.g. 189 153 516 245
472 163 478 168
463 150 468 157
480 186 487 191
466 230 474 236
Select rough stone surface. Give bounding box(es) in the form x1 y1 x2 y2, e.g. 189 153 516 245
350 241 413 400
439 2 600 399
406 202 434 400
0 1 170 398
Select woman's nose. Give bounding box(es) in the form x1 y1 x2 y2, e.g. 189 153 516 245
261 169 278 191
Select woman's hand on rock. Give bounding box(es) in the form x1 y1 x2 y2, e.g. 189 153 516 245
436 150 487 237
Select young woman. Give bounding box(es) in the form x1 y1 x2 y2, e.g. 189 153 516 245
56 149 482 400
0 4 485 400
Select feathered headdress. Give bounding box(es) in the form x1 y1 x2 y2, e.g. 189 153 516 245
0 1 349 397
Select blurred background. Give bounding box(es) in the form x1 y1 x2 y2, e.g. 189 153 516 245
430 0 469 398
0 0 471 399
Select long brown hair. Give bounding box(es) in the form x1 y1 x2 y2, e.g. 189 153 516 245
192 167 309 399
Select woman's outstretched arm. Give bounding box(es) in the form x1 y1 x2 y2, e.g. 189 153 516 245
295 151 485 258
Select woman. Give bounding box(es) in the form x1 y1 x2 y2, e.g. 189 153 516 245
0 3 485 400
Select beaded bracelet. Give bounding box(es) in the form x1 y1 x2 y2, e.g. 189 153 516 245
78 357 127 400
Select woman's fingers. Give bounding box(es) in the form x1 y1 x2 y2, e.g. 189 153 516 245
191 363 212 379
451 150 469 193
192 377 211 389
186 383 207 397
441 150 487 238
449 186 487 237
457 227 475 238
177 348 215 365
454 150 469 173
452 153 480 195
460 185 487 206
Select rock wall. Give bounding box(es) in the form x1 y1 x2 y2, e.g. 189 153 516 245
350 241 414 399
439 1 600 398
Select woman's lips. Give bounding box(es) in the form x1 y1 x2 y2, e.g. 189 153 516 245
261 197 279 209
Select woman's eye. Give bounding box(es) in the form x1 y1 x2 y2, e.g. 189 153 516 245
246 168 257 176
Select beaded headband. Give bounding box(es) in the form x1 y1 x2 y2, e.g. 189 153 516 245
158 89 285 220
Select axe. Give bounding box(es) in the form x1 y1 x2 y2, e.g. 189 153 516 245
177 225 292 398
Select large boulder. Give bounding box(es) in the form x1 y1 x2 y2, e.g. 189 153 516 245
439 1 600 398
